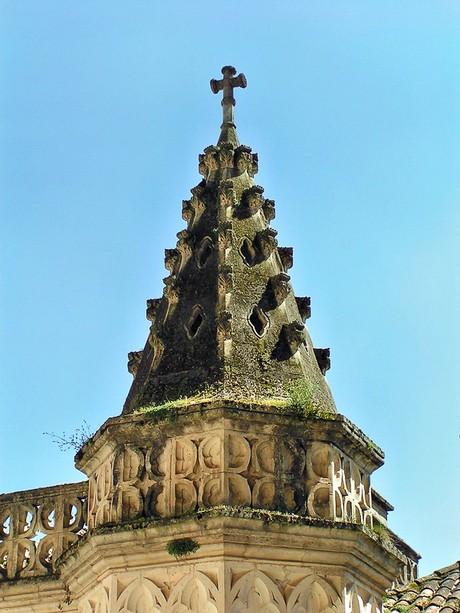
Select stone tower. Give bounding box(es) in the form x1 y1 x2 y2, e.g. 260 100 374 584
0 67 418 612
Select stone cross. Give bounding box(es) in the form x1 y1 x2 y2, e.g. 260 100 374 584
210 66 247 127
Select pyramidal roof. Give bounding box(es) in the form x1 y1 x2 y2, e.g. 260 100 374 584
123 66 336 414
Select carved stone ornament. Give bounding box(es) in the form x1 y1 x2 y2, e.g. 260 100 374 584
218 142 235 168
262 198 276 222
127 351 143 376
216 310 232 340
256 227 278 258
314 347 331 375
146 298 161 322
281 321 306 356
270 273 291 307
235 145 257 176
162 276 179 305
218 265 233 294
176 229 193 267
217 222 233 251
181 199 193 224
296 296 312 321
218 180 236 210
278 247 293 270
164 248 179 274
241 185 264 217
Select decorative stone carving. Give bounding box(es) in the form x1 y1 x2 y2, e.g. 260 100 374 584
262 198 276 222
182 199 194 224
176 229 194 269
165 248 180 274
257 228 278 259
218 265 233 294
240 185 264 217
286 575 339 613
148 327 165 369
230 570 286 613
169 572 219 613
269 273 291 307
314 348 331 375
280 322 306 357
146 298 161 322
116 577 166 613
217 310 232 341
0 483 87 580
219 180 236 211
127 351 143 376
163 276 179 312
218 222 233 253
219 143 235 169
235 145 257 176
278 247 293 271
296 297 311 322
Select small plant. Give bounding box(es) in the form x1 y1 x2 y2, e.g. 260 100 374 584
166 538 200 560
287 379 314 412
44 420 94 451
286 380 334 419
371 521 392 546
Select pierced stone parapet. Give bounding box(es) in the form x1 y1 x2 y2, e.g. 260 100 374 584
80 407 388 531
0 481 87 580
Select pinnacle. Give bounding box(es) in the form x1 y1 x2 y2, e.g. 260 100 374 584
122 70 336 415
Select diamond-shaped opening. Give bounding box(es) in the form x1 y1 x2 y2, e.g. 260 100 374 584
195 237 213 268
249 305 269 337
186 305 205 339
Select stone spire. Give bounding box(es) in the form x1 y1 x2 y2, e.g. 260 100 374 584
123 67 335 414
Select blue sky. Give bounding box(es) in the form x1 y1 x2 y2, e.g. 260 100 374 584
1 1 459 577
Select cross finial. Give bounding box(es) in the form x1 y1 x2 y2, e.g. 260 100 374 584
210 66 247 142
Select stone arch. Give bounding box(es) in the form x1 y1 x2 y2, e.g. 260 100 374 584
168 571 219 612
230 570 286 613
344 585 365 613
116 576 166 613
78 585 110 613
287 575 340 613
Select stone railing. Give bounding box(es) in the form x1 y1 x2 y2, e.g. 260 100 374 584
0 481 87 580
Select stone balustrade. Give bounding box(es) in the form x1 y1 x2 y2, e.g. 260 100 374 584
0 481 87 580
